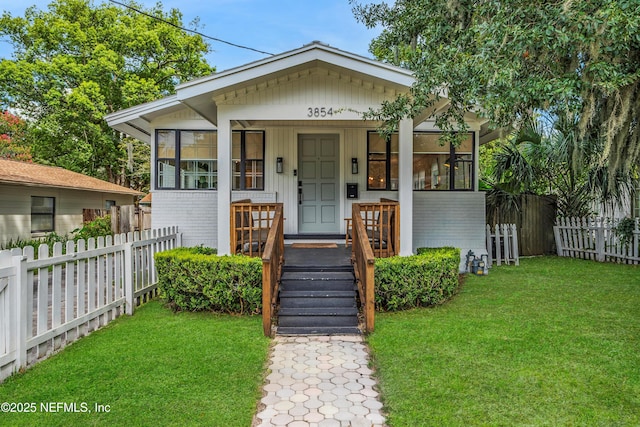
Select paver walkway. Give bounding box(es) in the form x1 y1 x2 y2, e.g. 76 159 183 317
253 335 386 427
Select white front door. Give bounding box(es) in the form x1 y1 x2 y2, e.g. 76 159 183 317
298 134 340 234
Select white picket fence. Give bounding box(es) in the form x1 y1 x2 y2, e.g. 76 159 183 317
554 217 640 264
0 227 181 382
486 224 520 266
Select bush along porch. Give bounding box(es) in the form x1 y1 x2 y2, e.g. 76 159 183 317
153 244 461 335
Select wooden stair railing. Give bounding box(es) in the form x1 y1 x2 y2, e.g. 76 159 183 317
261 204 284 337
351 203 376 332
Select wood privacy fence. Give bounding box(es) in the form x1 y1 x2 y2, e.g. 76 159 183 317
487 194 556 255
0 227 180 382
82 205 151 234
554 217 640 264
486 224 520 266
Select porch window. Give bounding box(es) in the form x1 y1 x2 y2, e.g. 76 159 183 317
366 131 475 191
367 132 399 191
156 130 217 190
31 196 55 232
412 132 474 191
232 130 265 190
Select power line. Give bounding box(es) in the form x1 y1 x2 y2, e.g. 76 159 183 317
107 0 274 56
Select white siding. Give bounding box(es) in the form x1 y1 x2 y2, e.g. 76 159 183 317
152 191 217 248
0 184 136 246
413 191 487 270
221 67 396 108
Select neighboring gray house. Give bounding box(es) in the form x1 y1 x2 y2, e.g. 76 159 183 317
0 159 142 246
106 42 499 268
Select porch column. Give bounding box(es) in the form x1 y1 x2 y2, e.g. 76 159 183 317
398 118 413 255
217 111 232 255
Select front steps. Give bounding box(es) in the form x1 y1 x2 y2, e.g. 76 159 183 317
277 266 360 335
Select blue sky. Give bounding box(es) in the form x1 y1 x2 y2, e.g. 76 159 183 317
0 0 381 71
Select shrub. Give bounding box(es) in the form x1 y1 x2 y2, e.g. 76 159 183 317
155 247 262 315
1 232 69 255
72 215 112 241
374 247 460 311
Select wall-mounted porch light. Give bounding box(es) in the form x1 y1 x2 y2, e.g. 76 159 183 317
351 157 358 174
276 157 283 174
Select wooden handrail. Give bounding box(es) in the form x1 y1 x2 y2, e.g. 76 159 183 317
261 204 284 337
351 203 376 332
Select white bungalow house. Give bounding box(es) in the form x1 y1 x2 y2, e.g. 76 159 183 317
106 42 497 268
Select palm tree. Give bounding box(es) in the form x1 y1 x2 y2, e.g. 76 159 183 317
485 113 636 221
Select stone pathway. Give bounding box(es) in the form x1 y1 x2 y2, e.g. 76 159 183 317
253 335 386 427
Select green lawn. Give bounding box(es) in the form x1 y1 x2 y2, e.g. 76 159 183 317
368 256 640 426
0 302 270 427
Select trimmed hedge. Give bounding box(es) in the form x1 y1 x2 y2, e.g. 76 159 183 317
374 247 460 311
155 247 262 314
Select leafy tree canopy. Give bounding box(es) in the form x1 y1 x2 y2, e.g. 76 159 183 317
0 111 32 161
0 0 213 186
352 0 640 184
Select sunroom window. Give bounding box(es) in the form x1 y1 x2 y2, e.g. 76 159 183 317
367 132 398 191
155 129 264 190
232 130 265 190
413 133 474 191
156 130 217 190
366 131 474 191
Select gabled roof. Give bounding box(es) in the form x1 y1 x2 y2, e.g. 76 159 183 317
0 159 142 196
105 41 500 144
106 42 418 141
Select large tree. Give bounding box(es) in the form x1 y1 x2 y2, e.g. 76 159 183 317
0 0 213 187
352 0 640 185
0 111 32 161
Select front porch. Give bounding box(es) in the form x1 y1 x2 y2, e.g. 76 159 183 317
231 201 398 336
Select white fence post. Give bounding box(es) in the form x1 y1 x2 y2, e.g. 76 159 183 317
595 225 605 262
13 253 27 370
486 224 493 266
511 224 520 266
124 241 134 316
486 224 519 266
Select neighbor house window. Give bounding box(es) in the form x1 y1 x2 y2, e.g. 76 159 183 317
413 132 474 191
105 200 116 210
156 130 217 189
634 186 640 218
31 196 55 232
367 131 398 190
232 130 265 190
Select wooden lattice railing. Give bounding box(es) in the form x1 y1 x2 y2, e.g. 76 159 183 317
230 201 280 256
351 200 400 258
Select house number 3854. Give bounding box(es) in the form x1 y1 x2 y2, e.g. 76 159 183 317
307 107 334 118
